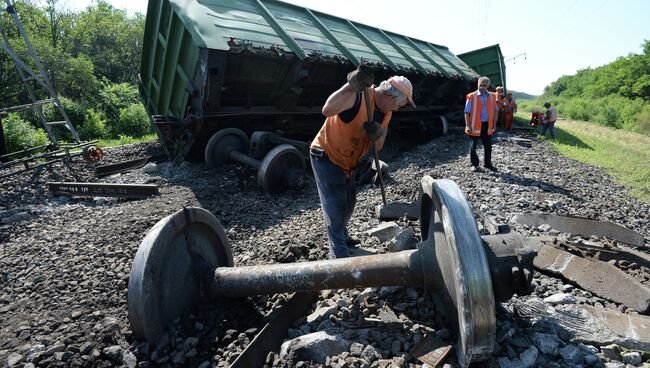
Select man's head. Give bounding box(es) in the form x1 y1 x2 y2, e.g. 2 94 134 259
376 76 415 112
477 77 490 94
544 102 551 108
507 92 513 97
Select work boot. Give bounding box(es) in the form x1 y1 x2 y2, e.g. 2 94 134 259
470 165 481 173
346 236 361 247
485 164 498 172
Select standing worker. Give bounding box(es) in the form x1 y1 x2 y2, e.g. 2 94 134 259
465 76 499 172
310 64 415 259
540 102 558 138
503 91 517 130
495 86 505 128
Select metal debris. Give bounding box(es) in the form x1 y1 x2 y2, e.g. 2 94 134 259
525 238 650 314
480 213 509 234
231 291 316 368
411 334 453 367
511 212 644 247
570 239 650 268
95 155 166 177
0 141 101 180
48 182 159 199
507 137 533 148
513 298 650 351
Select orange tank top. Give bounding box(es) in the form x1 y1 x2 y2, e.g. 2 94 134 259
311 89 392 177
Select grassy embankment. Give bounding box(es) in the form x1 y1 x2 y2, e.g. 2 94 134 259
514 112 650 202
98 133 158 148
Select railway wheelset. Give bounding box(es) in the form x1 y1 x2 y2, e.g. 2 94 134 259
127 176 534 367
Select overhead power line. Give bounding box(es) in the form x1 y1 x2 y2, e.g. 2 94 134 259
505 53 526 64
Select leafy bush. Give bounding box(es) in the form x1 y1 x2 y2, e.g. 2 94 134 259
2 113 49 153
112 134 144 145
541 39 650 135
115 103 151 138
99 80 140 122
559 98 592 122
78 109 108 140
61 54 102 102
43 96 87 129
635 105 650 135
525 94 649 134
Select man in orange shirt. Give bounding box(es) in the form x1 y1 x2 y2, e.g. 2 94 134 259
503 92 517 130
310 65 415 258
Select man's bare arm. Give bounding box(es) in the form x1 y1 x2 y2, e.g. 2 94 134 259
322 83 357 117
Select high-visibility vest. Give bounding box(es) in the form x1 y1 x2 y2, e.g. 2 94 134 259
311 89 392 177
505 97 517 112
496 92 504 111
530 111 543 126
465 91 496 136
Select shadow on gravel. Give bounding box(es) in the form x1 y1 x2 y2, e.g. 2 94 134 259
492 170 584 202
161 161 323 234
159 130 456 234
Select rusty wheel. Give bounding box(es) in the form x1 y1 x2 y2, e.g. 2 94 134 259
128 207 234 343
82 145 104 163
204 128 249 169
257 144 305 193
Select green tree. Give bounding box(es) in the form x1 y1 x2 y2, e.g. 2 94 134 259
541 40 650 135
0 1 51 106
98 80 139 122
2 113 49 152
78 108 108 140
69 1 144 83
43 96 86 128
115 103 151 138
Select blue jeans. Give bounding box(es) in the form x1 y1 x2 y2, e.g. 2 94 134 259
310 149 356 258
540 121 556 138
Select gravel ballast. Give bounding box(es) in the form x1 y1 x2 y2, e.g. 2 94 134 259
1 131 648 368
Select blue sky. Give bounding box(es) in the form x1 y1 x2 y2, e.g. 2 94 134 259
69 0 649 96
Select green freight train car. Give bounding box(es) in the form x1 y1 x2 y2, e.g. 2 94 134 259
139 0 481 158
458 44 506 91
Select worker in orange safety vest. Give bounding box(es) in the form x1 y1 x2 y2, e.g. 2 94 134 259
503 92 517 130
465 76 499 172
530 109 544 127
311 64 415 258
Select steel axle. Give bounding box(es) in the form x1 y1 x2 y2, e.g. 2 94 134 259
249 130 309 159
204 128 305 193
212 249 424 298
128 177 533 367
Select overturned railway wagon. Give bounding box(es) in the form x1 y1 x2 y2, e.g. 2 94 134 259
140 0 481 158
458 44 506 92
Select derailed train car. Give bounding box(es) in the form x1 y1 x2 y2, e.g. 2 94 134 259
458 44 506 92
138 0 482 159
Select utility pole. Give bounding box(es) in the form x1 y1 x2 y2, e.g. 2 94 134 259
0 0 81 144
